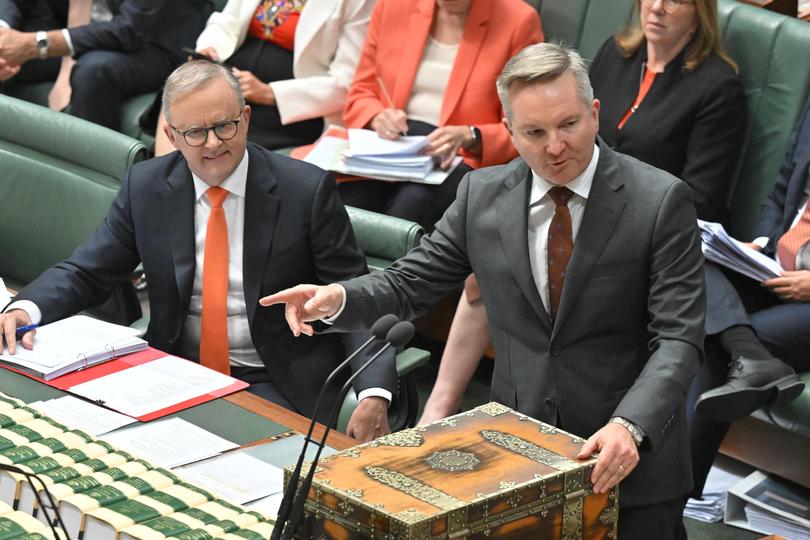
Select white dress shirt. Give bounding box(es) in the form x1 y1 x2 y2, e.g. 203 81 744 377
528 145 600 313
181 151 261 368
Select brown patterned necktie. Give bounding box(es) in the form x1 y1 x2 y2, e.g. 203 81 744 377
547 186 574 321
777 204 810 271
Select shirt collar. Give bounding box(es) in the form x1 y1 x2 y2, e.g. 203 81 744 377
529 144 600 206
192 150 249 201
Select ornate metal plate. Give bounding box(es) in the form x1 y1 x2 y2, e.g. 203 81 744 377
365 466 465 511
425 450 480 472
480 430 580 471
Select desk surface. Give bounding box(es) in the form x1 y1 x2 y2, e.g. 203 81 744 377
0 366 355 451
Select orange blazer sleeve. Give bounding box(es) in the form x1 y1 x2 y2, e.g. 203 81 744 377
342 0 388 130
464 8 543 168
343 0 543 169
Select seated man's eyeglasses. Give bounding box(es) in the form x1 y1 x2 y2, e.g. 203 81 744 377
170 116 242 147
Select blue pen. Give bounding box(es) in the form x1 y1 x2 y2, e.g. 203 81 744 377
15 324 38 335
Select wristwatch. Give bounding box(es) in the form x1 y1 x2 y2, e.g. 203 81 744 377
468 125 481 148
609 417 644 447
35 31 49 60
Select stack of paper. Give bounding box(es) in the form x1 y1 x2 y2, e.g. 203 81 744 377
685 456 753 523
698 220 782 281
745 505 810 539
343 128 433 179
0 315 147 380
303 129 462 185
727 470 810 538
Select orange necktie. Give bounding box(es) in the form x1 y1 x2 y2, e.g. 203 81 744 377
199 187 230 374
777 204 810 271
547 186 574 322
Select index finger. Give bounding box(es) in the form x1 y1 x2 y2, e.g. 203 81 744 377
259 284 314 306
1 317 19 355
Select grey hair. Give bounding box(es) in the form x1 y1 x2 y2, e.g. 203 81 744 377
496 43 593 120
162 60 245 123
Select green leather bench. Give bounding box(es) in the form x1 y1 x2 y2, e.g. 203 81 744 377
713 0 810 487
0 94 147 324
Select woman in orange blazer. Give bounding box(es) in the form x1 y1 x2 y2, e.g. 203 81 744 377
339 0 542 231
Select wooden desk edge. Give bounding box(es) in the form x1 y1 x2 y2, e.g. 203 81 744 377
225 391 356 451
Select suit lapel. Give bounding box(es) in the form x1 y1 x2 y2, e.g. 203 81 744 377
552 146 627 339
242 145 281 329
392 0 434 108
160 158 196 314
293 0 338 66
439 0 490 125
496 162 553 333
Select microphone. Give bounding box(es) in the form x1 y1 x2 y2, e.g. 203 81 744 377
0 463 70 539
270 314 400 540
280 321 416 540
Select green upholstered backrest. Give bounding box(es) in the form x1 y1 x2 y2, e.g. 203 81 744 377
717 0 810 239
0 95 147 181
346 206 424 272
538 0 635 59
0 95 146 323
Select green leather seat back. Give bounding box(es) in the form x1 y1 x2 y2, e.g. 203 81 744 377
0 95 146 323
345 206 424 272
718 0 810 238
577 0 636 60
539 0 634 59
0 95 147 181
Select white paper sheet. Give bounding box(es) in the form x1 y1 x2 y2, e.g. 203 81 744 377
68 355 239 418
177 451 284 504
29 396 136 436
101 417 237 468
347 128 428 156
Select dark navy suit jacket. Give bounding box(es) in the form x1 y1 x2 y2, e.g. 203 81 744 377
755 99 810 254
15 143 398 418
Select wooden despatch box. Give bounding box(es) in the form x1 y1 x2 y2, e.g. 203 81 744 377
288 402 618 539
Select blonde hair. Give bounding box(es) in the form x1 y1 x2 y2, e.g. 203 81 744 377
497 43 593 121
615 0 738 73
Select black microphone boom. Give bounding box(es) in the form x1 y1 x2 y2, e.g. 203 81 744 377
279 321 416 540
270 314 400 540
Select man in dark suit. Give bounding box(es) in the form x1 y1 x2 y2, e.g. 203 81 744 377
688 98 810 497
0 0 211 129
0 61 397 442
264 43 705 539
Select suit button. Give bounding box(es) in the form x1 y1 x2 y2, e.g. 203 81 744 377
550 345 561 356
545 397 555 406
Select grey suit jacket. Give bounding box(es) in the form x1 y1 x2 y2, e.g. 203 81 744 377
332 141 706 506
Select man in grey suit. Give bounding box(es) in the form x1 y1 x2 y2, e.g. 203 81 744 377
263 43 705 539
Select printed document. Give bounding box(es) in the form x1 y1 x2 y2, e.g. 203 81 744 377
101 417 238 468
68 355 240 418
30 395 135 436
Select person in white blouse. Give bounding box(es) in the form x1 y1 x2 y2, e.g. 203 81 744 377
154 0 373 155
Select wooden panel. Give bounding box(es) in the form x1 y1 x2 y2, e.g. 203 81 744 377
225 391 356 451
719 416 810 489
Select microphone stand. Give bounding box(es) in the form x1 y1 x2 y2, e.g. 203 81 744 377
270 314 399 540
279 321 415 540
0 463 71 539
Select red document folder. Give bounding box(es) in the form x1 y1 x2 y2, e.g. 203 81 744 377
3 347 248 421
